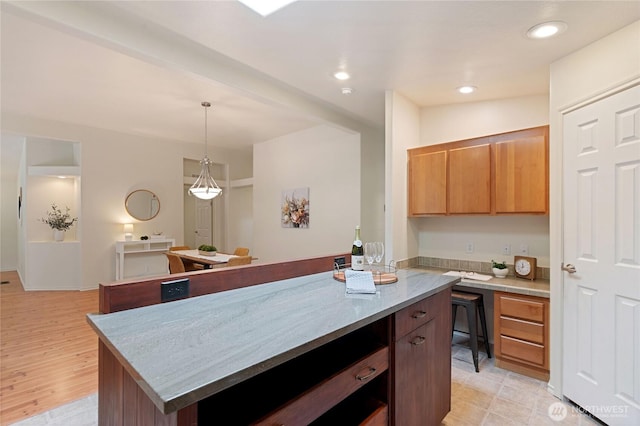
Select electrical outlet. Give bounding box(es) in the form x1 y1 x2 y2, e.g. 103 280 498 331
161 278 190 302
519 244 529 255
502 244 511 255
465 242 474 254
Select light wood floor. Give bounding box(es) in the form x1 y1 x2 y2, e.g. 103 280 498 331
0 271 99 425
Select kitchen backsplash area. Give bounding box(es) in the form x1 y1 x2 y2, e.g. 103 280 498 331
397 256 550 280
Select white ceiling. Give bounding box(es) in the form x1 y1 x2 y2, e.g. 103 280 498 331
2 1 639 150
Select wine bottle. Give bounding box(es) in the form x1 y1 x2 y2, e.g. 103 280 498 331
351 226 364 271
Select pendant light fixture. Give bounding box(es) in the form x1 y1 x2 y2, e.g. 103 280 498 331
189 101 222 200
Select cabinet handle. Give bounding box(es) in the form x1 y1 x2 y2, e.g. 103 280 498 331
410 336 426 345
412 310 427 319
355 367 377 381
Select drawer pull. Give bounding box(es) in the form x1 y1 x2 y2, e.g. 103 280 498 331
356 367 377 381
412 310 427 319
410 336 426 345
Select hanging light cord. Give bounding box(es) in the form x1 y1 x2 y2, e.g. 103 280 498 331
202 101 211 159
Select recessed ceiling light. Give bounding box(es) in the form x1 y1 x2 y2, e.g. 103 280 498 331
334 71 350 81
457 86 477 94
526 21 568 39
341 88 353 95
237 0 297 17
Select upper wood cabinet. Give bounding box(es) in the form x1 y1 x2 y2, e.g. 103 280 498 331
449 144 491 214
407 126 549 216
494 135 548 213
408 150 447 215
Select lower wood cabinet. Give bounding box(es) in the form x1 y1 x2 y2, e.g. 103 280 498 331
393 288 451 426
494 291 550 381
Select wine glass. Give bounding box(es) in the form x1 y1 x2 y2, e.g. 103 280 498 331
364 242 376 270
374 242 384 269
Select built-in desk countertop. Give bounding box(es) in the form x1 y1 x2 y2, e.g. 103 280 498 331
87 268 459 415
410 266 550 298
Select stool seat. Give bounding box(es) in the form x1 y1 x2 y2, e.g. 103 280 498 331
452 290 492 372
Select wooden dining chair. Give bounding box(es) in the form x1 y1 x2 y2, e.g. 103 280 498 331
233 247 250 256
170 246 202 271
226 255 252 267
165 252 186 274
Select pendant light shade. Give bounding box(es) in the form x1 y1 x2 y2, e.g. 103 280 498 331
189 102 222 200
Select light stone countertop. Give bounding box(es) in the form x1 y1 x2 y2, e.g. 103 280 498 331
410 266 550 298
87 268 459 414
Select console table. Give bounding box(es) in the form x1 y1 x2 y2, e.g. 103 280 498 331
115 238 175 280
89 256 459 425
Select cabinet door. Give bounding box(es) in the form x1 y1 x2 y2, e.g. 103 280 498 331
448 144 491 213
394 290 451 426
494 136 548 213
408 150 447 215
394 321 434 425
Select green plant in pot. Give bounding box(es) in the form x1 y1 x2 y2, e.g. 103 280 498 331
491 260 508 278
198 244 217 256
40 203 78 241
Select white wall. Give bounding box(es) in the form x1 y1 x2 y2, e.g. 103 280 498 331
253 125 360 263
0 133 24 271
227 185 253 253
417 216 549 265
1 112 252 289
547 20 640 397
420 95 549 145
386 91 421 264
360 125 386 246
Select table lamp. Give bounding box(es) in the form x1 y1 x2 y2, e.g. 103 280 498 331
124 223 134 241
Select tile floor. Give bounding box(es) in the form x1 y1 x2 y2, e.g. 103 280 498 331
11 337 602 426
445 335 602 426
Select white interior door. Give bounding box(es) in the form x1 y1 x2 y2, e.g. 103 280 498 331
562 84 640 425
195 198 212 247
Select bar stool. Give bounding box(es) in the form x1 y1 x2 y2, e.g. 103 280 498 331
452 290 492 372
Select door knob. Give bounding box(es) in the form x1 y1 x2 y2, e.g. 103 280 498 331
561 263 577 273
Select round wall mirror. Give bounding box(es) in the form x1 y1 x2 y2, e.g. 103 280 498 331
125 190 160 221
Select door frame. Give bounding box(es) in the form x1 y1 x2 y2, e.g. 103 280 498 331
550 78 640 399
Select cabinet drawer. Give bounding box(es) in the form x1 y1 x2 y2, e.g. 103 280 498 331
499 335 545 367
498 294 545 322
253 346 389 425
394 289 450 339
499 316 544 344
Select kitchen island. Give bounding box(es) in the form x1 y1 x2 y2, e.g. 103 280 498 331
88 260 459 425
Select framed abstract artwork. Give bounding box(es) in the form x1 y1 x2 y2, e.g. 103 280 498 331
281 187 309 228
